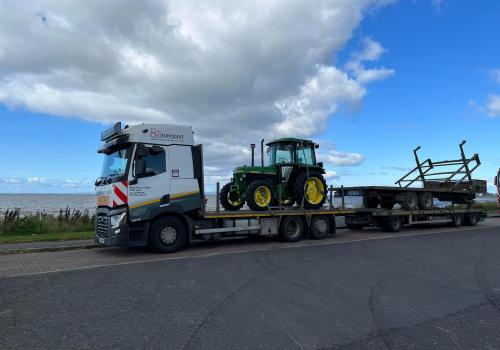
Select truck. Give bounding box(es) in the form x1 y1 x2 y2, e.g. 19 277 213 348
94 123 486 253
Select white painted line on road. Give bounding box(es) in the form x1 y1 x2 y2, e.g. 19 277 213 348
0 224 494 279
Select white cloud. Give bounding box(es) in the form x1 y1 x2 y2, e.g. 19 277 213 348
345 37 395 84
0 177 93 193
486 95 500 117
324 149 365 166
0 0 393 177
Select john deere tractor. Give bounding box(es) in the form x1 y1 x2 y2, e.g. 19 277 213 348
220 138 328 211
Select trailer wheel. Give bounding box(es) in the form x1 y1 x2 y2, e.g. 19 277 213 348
380 216 402 232
464 213 478 226
149 216 187 253
450 214 463 227
401 192 418 210
418 192 433 210
279 216 304 242
310 216 330 240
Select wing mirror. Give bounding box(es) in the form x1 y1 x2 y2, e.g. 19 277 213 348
130 159 146 185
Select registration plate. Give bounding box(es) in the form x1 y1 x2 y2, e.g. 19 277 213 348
98 237 105 244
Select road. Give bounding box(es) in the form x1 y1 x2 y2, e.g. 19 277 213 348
1 218 499 349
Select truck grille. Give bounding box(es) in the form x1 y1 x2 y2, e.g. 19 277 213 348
96 215 109 237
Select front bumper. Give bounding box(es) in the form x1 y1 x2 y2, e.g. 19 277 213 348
94 207 129 247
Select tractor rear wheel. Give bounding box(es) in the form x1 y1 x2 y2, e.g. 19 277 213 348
220 183 244 211
293 172 327 209
246 180 273 211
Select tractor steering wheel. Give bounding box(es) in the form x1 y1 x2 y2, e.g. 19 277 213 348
278 157 289 163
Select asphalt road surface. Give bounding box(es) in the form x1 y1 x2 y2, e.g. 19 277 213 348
1 218 500 350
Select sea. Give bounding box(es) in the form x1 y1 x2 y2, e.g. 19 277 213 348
0 193 495 216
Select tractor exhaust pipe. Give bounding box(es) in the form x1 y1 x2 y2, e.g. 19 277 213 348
261 139 264 166
250 144 255 167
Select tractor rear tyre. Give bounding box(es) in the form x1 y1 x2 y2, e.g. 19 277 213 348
220 183 244 211
293 172 327 209
246 180 273 211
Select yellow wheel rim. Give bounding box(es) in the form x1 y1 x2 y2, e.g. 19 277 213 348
227 191 242 206
254 186 271 207
305 177 325 205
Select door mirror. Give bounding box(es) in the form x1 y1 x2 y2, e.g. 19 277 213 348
135 145 148 158
135 159 146 177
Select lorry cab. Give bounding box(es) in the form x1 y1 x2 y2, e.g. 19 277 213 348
94 122 202 247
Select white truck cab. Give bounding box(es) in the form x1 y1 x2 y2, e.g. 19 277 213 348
95 122 203 250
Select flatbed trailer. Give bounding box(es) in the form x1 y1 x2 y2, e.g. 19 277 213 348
344 207 486 232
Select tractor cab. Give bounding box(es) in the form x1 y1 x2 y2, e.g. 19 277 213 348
220 138 327 211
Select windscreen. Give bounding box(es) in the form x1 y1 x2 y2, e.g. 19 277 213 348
100 147 131 178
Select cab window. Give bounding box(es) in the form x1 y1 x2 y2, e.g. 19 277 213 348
296 145 315 165
134 146 166 177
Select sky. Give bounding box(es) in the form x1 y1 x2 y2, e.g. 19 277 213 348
0 0 499 193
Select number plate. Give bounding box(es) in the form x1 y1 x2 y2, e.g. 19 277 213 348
98 237 105 244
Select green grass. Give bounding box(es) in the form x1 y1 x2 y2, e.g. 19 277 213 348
0 231 94 244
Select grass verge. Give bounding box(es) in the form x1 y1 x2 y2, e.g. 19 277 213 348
0 231 94 244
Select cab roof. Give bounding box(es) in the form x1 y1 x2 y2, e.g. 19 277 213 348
266 137 314 146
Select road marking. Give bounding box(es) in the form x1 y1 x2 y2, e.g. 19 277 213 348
0 224 494 280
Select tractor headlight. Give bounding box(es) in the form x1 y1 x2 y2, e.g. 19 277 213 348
110 212 127 228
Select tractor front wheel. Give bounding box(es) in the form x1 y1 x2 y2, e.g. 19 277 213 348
220 183 244 211
246 180 273 211
293 172 327 209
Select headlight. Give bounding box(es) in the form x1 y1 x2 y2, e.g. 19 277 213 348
110 212 127 228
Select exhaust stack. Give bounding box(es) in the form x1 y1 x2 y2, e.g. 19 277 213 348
261 139 265 166
250 144 256 167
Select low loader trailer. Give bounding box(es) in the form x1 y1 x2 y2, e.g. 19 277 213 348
94 123 486 253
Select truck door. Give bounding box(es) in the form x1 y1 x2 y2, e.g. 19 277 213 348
128 145 170 221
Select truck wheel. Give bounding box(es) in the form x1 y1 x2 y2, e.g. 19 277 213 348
380 216 402 232
149 216 187 253
246 180 272 211
220 183 244 211
310 216 330 240
418 192 433 210
464 213 478 226
293 172 327 209
279 216 304 242
401 192 418 210
363 196 379 209
450 214 463 227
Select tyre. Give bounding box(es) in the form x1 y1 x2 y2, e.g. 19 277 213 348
380 200 395 210
464 213 478 226
310 216 330 240
220 183 244 211
246 180 272 211
279 216 304 242
149 216 187 253
450 214 463 227
293 172 327 209
363 195 379 209
401 192 418 210
418 192 433 210
380 216 402 232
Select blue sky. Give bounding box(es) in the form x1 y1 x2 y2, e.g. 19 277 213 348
0 0 499 193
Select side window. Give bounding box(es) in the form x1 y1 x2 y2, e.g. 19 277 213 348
134 146 166 177
275 144 293 164
296 145 315 165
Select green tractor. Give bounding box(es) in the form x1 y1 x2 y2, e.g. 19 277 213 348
220 138 328 211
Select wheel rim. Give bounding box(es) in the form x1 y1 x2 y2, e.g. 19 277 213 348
305 177 324 205
313 218 328 233
227 191 242 206
160 226 178 245
254 186 271 207
286 220 300 238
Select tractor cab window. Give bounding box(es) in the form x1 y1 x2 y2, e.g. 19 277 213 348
296 144 316 165
267 144 293 165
